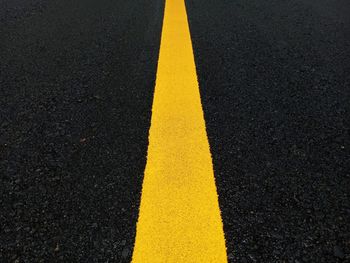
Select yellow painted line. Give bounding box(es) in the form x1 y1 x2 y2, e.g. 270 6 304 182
131 0 227 262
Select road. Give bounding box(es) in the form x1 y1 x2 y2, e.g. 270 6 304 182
1 0 349 262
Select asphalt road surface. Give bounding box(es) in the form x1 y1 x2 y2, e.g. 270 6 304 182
1 0 349 262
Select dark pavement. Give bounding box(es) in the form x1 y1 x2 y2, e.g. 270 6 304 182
187 0 350 262
1 0 349 262
1 0 164 261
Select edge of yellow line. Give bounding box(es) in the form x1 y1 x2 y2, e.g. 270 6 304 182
132 0 227 262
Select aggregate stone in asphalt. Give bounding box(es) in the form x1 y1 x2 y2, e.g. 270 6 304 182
186 0 350 262
1 0 350 262
1 0 164 261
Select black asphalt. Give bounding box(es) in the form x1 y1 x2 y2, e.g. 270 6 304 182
1 0 349 262
186 0 350 262
1 0 164 261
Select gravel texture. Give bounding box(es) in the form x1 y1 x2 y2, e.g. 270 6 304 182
186 0 350 262
1 0 349 262
0 0 164 261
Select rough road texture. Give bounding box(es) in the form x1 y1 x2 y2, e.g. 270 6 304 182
1 0 350 262
1 0 164 261
186 0 350 262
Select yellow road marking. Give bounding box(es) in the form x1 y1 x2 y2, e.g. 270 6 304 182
131 0 227 262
